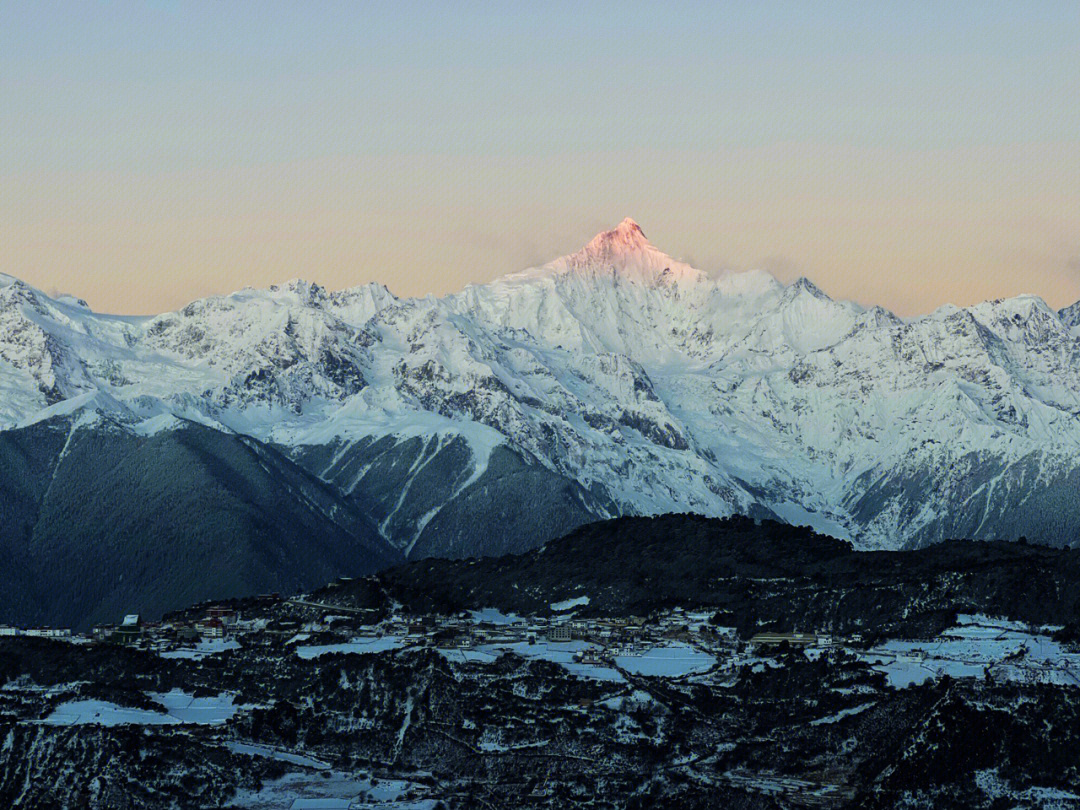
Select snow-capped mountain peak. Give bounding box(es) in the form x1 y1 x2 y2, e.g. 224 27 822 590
5 221 1080 559
537 218 707 287
582 217 651 257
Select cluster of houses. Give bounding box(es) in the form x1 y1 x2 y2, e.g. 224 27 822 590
1 605 255 648
0 625 72 639
748 631 835 649
422 613 651 650
420 609 845 661
2 597 851 662
0 606 249 648
372 607 748 660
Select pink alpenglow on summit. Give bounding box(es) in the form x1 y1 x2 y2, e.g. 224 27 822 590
582 218 652 258
533 218 707 287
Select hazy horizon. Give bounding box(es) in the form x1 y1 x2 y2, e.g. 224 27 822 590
3 1 1078 316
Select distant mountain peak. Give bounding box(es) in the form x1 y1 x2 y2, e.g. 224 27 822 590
786 276 831 300
535 218 706 287
581 217 651 259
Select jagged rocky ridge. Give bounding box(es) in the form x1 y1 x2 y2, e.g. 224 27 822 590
4 218 1080 624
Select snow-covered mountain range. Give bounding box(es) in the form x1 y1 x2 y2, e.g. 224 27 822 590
4 218 1080 623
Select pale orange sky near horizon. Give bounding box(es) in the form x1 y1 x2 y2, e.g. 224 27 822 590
6 143 1080 317
3 3 1079 317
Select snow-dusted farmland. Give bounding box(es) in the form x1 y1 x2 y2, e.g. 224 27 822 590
439 639 625 682
295 635 407 659
42 690 240 726
860 616 1080 688
614 643 716 678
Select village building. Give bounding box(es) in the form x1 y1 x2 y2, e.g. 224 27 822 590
575 648 604 665
24 627 71 638
749 631 820 650
547 625 572 642
115 614 142 645
205 606 238 627
196 617 225 639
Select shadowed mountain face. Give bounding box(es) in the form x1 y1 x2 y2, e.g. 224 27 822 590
285 438 610 560
0 417 402 630
0 413 608 629
4 220 1080 625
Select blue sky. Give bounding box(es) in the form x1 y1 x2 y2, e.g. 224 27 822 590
2 2 1078 314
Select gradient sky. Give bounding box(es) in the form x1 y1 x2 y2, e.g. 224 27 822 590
2 1 1078 316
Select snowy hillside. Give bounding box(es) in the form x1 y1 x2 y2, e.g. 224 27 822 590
4 218 1080 568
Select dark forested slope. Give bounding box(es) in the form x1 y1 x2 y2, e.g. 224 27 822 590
322 514 1080 639
0 416 401 630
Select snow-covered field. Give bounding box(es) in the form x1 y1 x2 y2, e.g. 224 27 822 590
809 703 875 726
295 635 407 659
614 643 716 678
42 699 179 727
860 617 1080 688
550 596 590 612
42 690 239 726
229 769 438 810
437 639 719 682
469 608 523 625
159 638 241 659
439 640 624 682
149 689 241 724
435 648 502 665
